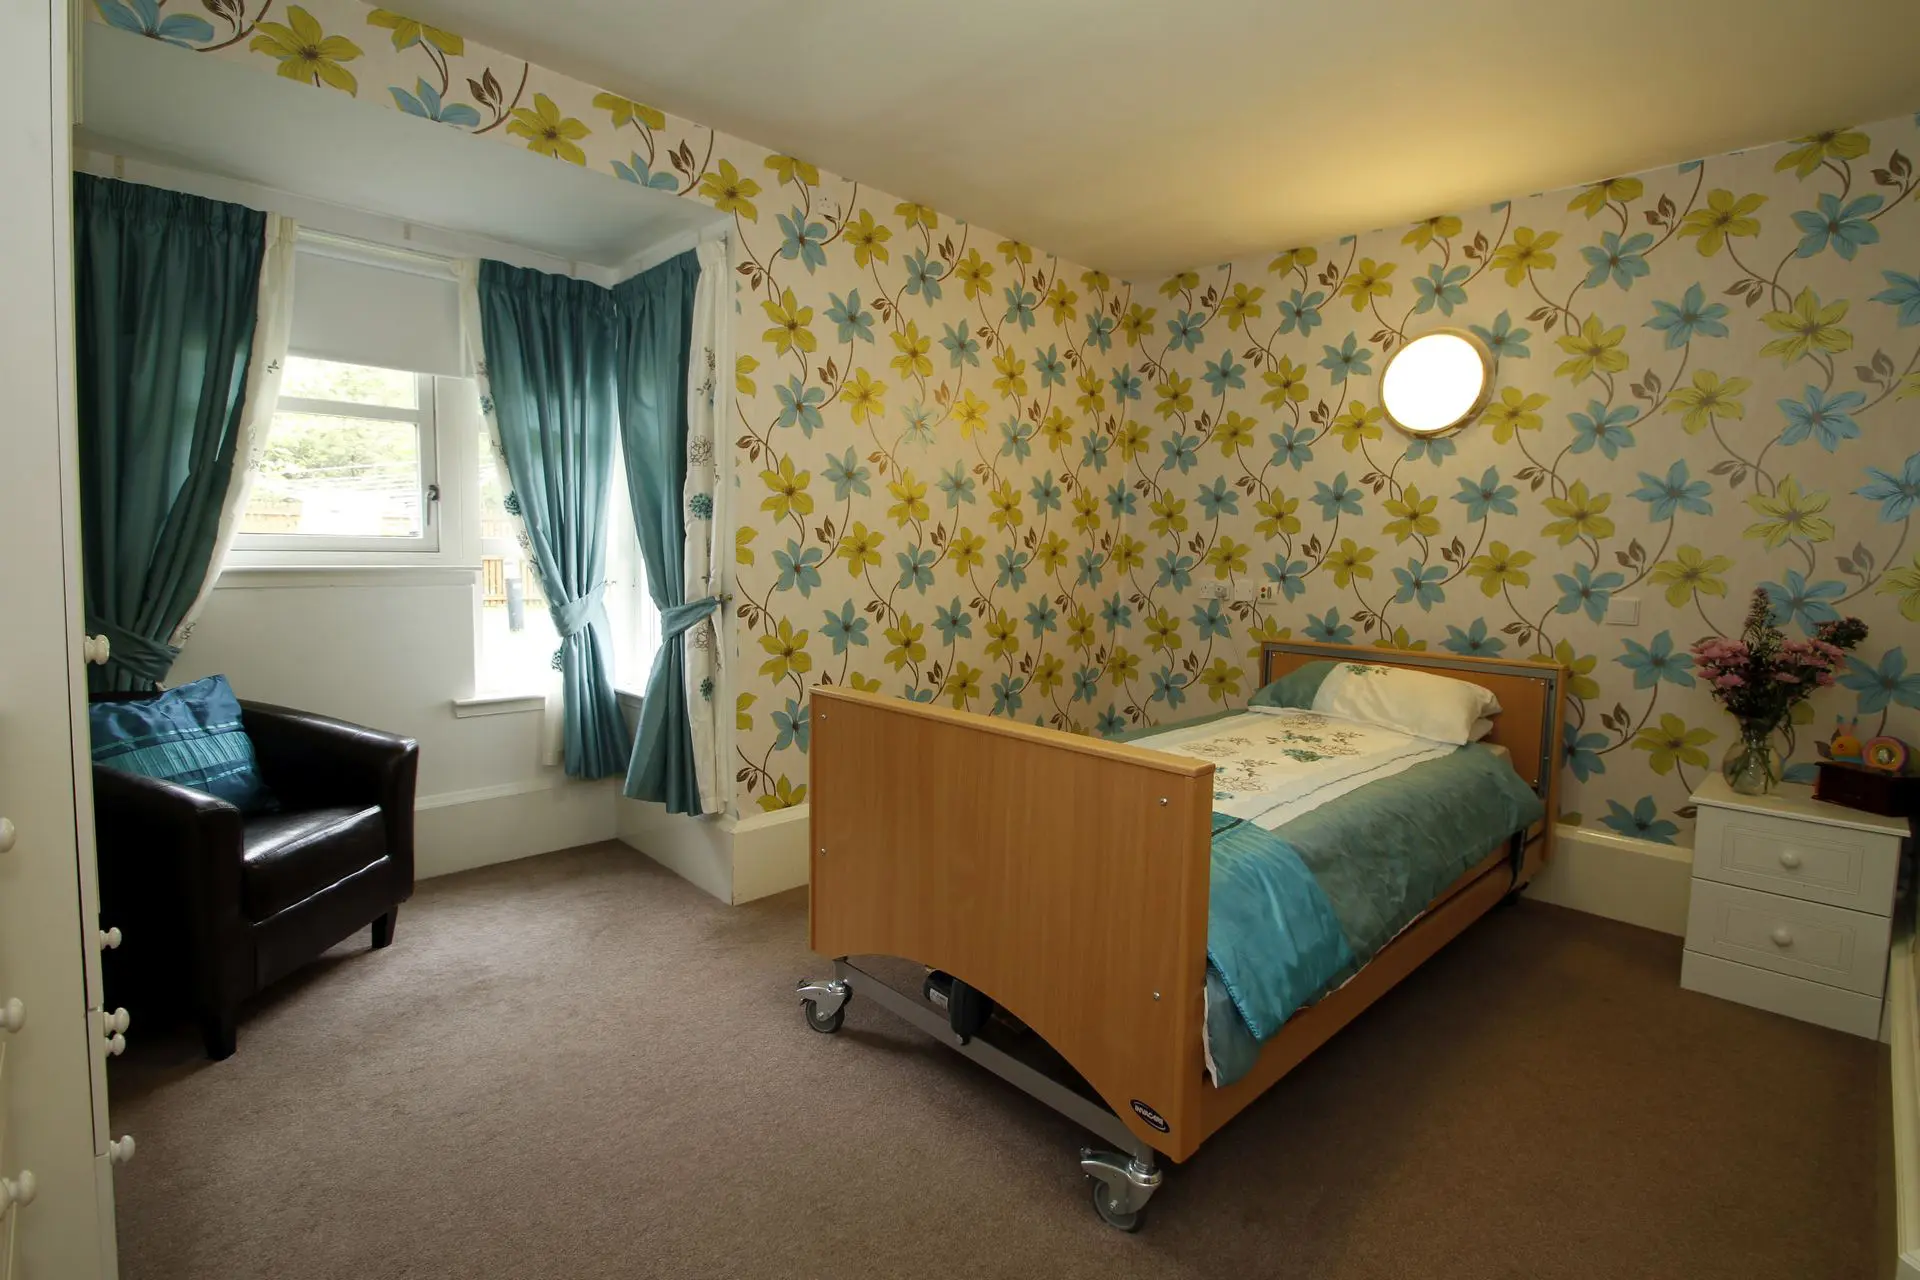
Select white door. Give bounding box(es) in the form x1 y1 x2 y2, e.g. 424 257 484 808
0 1 118 1275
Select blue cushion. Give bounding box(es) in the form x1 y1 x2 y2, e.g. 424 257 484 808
89 675 276 813
1248 659 1336 709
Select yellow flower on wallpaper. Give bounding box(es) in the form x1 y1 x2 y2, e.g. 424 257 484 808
590 92 666 132
1467 541 1535 596
1664 370 1749 433
1744 478 1833 548
883 615 925 671
1535 640 1599 702
890 322 933 380
251 6 363 93
1554 314 1629 383
764 153 820 187
1338 258 1395 311
736 692 756 732
1219 284 1266 330
1071 490 1102 534
1155 374 1194 419
1261 357 1310 408
1382 485 1439 543
1120 304 1157 346
1108 646 1141 686
1542 481 1615 546
949 248 992 298
1776 128 1871 178
1116 420 1151 461
1327 538 1375 587
992 349 1028 400
1144 608 1183 653
506 93 591 165
1255 491 1300 539
1033 654 1065 696
1160 271 1200 298
843 210 892 267
1076 372 1107 416
998 238 1034 265
735 525 756 566
1148 493 1188 537
1207 537 1250 579
848 673 882 693
843 368 887 425
1879 554 1920 622
1244 619 1292 663
1200 658 1243 703
1038 531 1071 573
1566 178 1644 218
735 353 759 396
1490 228 1559 286
1402 214 1462 250
837 522 883 575
1760 288 1852 364
757 776 806 812
1215 411 1256 455
1040 407 1074 453
988 481 1024 530
1330 399 1384 451
954 389 990 437
1374 626 1427 652
1268 247 1318 276
1483 387 1549 443
1677 189 1765 256
1650 545 1733 607
761 289 815 356
1112 533 1146 573
367 9 462 55
948 527 985 573
947 662 982 710
757 618 812 681
1045 280 1079 326
894 201 938 230
698 159 761 220
886 472 929 527
1633 714 1715 776
985 609 1020 660
759 456 814 522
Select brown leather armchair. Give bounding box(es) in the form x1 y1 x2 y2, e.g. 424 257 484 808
91 696 418 1059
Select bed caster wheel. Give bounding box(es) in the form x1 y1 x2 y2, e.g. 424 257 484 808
1088 1179 1145 1232
1080 1148 1159 1232
796 976 851 1034
801 998 844 1034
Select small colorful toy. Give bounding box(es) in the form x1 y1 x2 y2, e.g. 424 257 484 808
1822 717 1864 765
1863 736 1911 774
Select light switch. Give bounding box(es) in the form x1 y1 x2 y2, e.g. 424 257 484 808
1606 596 1640 626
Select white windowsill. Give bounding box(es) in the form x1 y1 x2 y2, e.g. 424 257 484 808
616 686 644 714
452 690 545 718
219 563 480 590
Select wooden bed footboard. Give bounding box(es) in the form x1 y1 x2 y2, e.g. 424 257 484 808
809 685 1217 1158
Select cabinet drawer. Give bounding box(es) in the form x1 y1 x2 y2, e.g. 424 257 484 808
1685 878 1891 996
1692 805 1901 913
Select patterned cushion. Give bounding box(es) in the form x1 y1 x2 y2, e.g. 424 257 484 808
89 675 276 813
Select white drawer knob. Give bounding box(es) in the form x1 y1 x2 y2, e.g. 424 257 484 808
1771 926 1794 948
0 1170 37 1212
100 926 123 950
104 1008 130 1035
104 1032 125 1057
0 817 15 854
1779 850 1802 870
83 634 111 666
0 998 23 1034
107 1136 135 1166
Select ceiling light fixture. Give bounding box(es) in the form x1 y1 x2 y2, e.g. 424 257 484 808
1378 329 1494 436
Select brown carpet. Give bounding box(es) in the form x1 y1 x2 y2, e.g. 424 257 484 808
110 842 1882 1279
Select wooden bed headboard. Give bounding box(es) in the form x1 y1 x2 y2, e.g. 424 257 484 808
1259 640 1566 797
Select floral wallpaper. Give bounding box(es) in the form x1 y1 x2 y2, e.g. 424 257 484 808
91 1 1920 842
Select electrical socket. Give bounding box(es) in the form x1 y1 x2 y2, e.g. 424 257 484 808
1606 596 1640 626
1204 582 1232 601
1256 584 1277 604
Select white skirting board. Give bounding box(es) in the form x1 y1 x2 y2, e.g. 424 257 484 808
1525 823 1693 936
616 798 809 905
1890 924 1920 1279
414 777 620 879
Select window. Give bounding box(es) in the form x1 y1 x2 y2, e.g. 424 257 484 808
238 355 439 551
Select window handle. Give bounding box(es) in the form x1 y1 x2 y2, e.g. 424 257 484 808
425 482 440 525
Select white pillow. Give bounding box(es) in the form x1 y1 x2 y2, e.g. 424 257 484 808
1470 716 1496 742
1310 662 1501 745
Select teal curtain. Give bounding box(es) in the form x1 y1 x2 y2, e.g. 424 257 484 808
476 260 629 778
74 175 265 692
614 252 708 813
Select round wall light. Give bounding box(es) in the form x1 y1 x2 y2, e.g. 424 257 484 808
1379 329 1494 436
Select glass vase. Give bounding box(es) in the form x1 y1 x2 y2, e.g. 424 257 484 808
1720 719 1781 795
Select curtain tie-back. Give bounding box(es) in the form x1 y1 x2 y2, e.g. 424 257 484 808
659 595 719 642
85 618 181 686
547 581 609 639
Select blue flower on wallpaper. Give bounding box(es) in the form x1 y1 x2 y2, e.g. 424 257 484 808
1413 263 1471 314
1842 649 1920 714
1196 477 1239 518
1564 725 1609 782
1311 472 1364 520
1157 551 1195 590
1617 631 1695 689
992 674 1026 717
1858 452 1920 520
1025 598 1059 638
1645 283 1730 348
1319 334 1373 383
1097 705 1128 737
824 448 870 499
1202 349 1247 395
902 250 943 304
1762 569 1846 633
1080 431 1111 472
1269 424 1317 470
1601 797 1677 844
1569 401 1638 459
1403 433 1456 465
1110 364 1144 401
612 152 679 189
896 546 937 593
1101 594 1132 632
1580 231 1654 291
939 321 979 367
1444 618 1506 657
775 376 825 435
820 601 868 654
1075 548 1104 588
1034 345 1067 388
825 291 874 344
1305 608 1355 644
1167 310 1207 352
1029 472 1063 514
1161 433 1201 474
1392 559 1447 611
1779 386 1864 452
1150 667 1189 708
1872 270 1920 325
905 403 937 446
1277 289 1326 336
773 541 824 596
933 597 973 644
777 208 829 272
772 699 810 752
999 419 1033 462
392 78 484 128
1555 563 1625 622
1192 598 1230 640
1105 481 1136 518
1072 666 1102 704
1454 467 1518 521
1469 311 1531 359
1266 556 1310 602
902 686 937 704
995 548 1029 590
98 0 214 48
935 464 976 508
1792 193 1884 261
1085 311 1116 353
1002 284 1037 331
1630 460 1713 520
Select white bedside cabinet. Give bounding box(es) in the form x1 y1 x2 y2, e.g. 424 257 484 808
1681 774 1911 1037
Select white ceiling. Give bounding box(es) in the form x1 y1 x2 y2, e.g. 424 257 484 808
76 25 719 269
396 0 1920 276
